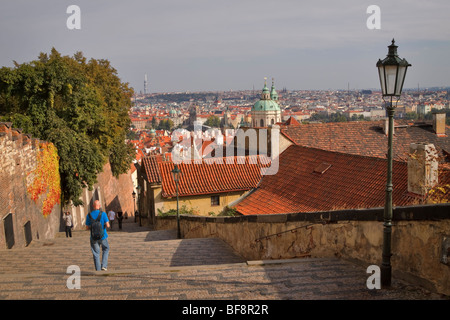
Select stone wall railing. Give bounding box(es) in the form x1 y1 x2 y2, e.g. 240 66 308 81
155 203 450 296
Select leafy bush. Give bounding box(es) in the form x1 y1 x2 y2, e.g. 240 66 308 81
0 49 135 205
157 205 195 216
219 206 238 216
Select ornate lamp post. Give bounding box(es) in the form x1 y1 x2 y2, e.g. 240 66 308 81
376 39 411 287
171 164 182 239
132 190 136 222
136 185 142 226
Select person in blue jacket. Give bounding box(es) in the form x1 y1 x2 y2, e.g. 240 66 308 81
85 200 110 271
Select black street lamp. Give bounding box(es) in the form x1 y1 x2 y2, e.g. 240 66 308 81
376 39 411 288
136 185 142 226
132 190 136 222
171 164 182 239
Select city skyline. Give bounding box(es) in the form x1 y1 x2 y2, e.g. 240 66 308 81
1 1 450 93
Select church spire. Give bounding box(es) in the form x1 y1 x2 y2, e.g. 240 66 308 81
270 77 278 101
261 77 270 100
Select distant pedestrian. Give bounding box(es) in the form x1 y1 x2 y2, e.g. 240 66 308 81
108 210 116 230
63 211 73 238
117 211 123 230
86 200 110 271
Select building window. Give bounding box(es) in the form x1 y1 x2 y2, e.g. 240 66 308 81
211 195 220 206
260 119 264 127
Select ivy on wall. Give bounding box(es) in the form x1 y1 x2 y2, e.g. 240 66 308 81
27 142 61 217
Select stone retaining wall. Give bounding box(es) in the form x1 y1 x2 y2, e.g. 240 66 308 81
0 122 60 248
156 204 450 295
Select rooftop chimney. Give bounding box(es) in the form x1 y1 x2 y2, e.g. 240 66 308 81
432 111 446 137
407 143 439 196
383 118 394 136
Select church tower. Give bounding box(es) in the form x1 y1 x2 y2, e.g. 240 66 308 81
270 78 279 102
144 74 148 94
251 78 281 127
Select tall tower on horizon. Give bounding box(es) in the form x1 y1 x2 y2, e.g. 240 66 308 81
144 74 148 95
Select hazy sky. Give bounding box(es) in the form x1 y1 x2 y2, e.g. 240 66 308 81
1 0 449 93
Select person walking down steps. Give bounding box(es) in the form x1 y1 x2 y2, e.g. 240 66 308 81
86 200 110 271
63 211 73 238
108 209 115 230
117 211 123 230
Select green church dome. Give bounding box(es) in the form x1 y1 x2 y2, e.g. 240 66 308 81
252 78 280 111
252 99 280 111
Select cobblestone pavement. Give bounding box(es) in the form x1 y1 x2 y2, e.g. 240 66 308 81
0 221 448 301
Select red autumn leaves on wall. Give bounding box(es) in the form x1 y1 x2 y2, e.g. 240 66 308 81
27 142 61 217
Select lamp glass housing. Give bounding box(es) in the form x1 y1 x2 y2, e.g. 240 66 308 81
377 64 408 97
376 39 411 98
171 164 181 183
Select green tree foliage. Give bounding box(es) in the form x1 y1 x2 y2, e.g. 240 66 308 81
309 112 348 123
157 118 174 130
204 115 221 127
0 48 135 206
405 112 419 120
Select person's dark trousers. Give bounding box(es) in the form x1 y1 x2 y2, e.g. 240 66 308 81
65 226 72 238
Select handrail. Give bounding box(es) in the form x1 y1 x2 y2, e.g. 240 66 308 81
254 220 334 242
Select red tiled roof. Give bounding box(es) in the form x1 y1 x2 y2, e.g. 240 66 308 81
201 140 215 157
235 145 420 215
135 148 146 162
158 156 269 198
283 116 300 126
280 120 450 161
142 155 163 184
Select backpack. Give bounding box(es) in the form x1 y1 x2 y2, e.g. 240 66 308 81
88 212 104 241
